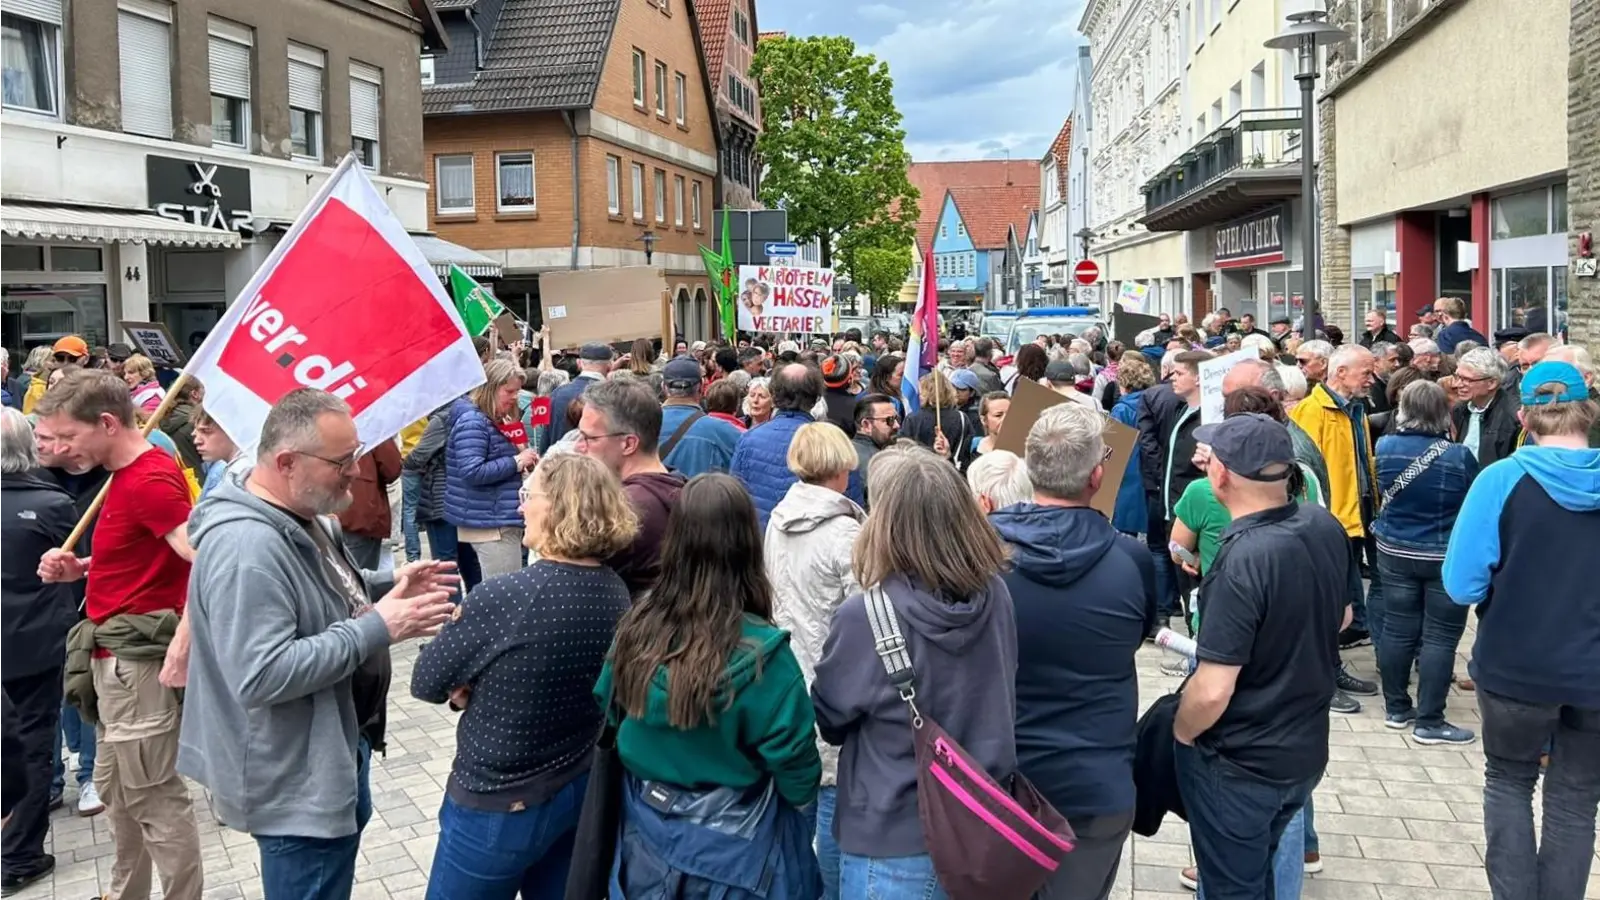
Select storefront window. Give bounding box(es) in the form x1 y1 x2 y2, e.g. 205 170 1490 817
1492 188 1551 240
1 284 110 356
1 244 43 271
1553 183 1568 233
51 246 102 272
1554 265 1567 335
1502 267 1549 330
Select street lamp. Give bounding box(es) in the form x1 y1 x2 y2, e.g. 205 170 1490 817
1074 227 1095 262
637 230 659 265
1265 7 1348 335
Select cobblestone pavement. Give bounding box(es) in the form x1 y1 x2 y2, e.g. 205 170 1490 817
18 624 1600 899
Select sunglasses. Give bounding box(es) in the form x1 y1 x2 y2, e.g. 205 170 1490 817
52 352 81 363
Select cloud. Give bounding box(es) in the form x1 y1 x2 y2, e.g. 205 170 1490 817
758 0 1086 160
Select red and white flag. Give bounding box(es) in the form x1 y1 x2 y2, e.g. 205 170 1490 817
185 155 485 452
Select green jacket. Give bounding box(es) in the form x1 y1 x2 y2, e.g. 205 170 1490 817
64 611 181 725
595 615 821 809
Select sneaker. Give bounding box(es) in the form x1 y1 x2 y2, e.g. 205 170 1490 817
1337 668 1379 696
0 854 55 896
1338 627 1372 649
1330 689 1362 714
1455 676 1476 692
1303 851 1323 874
47 792 63 812
1178 866 1198 891
1413 723 1477 746
1384 709 1418 730
76 782 104 817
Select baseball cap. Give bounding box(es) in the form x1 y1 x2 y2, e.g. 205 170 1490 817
820 353 852 387
579 342 614 362
661 355 704 387
1192 413 1294 481
52 335 88 359
776 340 801 355
948 368 981 392
1044 360 1076 384
1519 361 1590 407
1416 307 1434 318
107 342 134 361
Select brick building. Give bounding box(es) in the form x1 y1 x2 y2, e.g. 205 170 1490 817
421 0 720 341
693 0 762 209
1567 0 1598 352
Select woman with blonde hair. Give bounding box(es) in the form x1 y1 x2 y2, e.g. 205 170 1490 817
901 369 975 466
765 423 865 897
413 453 637 897
121 353 165 414
812 449 1017 899
446 358 540 583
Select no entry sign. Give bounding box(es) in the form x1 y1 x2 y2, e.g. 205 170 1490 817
1074 260 1100 285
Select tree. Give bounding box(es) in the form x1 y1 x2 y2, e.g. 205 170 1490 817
840 242 913 311
752 35 919 276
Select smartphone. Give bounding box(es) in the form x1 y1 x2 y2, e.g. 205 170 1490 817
1169 542 1199 569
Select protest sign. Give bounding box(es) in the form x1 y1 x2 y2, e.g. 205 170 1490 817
1198 348 1260 424
539 267 668 348
1111 306 1159 349
527 396 553 428
498 419 529 448
735 264 834 333
120 320 186 368
994 378 1136 518
183 154 485 454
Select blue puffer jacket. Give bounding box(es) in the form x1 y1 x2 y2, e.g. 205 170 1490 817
1110 390 1149 535
444 397 523 528
731 410 814 531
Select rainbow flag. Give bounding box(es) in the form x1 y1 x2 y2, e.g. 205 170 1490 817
903 246 939 414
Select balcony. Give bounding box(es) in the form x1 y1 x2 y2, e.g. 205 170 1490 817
1138 107 1303 233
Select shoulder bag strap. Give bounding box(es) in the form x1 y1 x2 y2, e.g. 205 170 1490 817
1380 439 1451 508
864 586 924 726
659 409 705 459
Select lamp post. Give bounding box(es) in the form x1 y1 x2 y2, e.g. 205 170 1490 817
637 230 659 265
1265 7 1348 336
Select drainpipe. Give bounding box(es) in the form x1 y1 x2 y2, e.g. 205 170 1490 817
562 111 580 270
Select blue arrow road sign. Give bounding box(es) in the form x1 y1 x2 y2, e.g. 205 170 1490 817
764 241 799 257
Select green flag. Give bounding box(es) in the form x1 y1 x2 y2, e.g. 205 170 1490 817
717 208 737 342
447 264 505 337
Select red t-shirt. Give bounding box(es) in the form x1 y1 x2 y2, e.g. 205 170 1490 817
85 446 193 624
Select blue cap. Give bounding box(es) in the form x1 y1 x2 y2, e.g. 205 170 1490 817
661 355 704 386
948 368 981 391
1520 361 1590 406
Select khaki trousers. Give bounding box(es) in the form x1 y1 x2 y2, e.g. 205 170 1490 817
91 655 202 900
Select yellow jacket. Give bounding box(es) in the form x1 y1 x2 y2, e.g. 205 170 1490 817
21 375 47 414
399 417 429 458
1288 383 1377 538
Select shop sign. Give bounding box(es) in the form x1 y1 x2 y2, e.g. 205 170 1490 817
1215 205 1286 269
147 156 257 235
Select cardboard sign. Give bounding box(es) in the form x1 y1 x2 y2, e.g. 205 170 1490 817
498 419 528 448
993 377 1136 518
120 320 187 368
735 264 834 333
1112 305 1160 348
1198 348 1260 425
492 311 522 348
539 267 668 348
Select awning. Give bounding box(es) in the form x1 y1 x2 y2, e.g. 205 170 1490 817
1 204 243 249
411 234 502 279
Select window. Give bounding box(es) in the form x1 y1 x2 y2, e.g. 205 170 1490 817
350 62 382 170
673 72 686 126
940 225 947 238
287 44 324 161
118 1 172 138
631 49 645 107
1553 182 1568 232
653 169 666 223
420 56 434 85
653 61 667 116
733 8 750 43
1493 188 1552 240
435 154 474 213
2 8 60 116
673 175 685 226
606 155 621 215
691 181 702 229
208 19 253 149
631 163 645 220
496 152 535 211
725 73 756 117
957 222 966 237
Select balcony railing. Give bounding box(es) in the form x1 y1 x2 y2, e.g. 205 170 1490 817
1141 107 1303 217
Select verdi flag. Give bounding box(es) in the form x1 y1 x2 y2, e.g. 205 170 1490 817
447 264 505 337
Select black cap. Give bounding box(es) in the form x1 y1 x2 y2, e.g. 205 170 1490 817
1192 413 1294 481
1044 360 1076 384
1494 327 1530 345
820 353 851 387
107 342 134 361
661 355 703 386
579 342 614 361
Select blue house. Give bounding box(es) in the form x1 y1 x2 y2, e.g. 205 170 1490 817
932 190 986 308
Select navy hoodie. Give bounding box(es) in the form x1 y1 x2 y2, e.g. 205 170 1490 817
811 573 1017 858
1444 446 1600 708
989 505 1156 820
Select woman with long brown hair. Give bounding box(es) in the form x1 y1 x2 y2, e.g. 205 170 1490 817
597 473 821 898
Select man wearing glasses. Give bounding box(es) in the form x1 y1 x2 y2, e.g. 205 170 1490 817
1294 340 1332 386
851 394 900 509
1450 347 1522 467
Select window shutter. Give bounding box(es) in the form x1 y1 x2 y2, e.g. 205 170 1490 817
118 10 172 138
349 63 381 141
287 59 321 111
2 0 63 25
209 37 251 99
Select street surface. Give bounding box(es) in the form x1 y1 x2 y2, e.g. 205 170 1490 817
17 620 1600 899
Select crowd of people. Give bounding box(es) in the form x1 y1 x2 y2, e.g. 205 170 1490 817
0 300 1596 900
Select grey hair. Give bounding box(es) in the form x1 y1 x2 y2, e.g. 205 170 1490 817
966 450 1033 510
1276 363 1308 401
1329 343 1374 375
1395 379 1452 435
23 346 52 372
1299 340 1333 360
1453 340 1482 358
1370 341 1396 360
742 376 770 417
536 368 570 396
257 389 351 458
1025 403 1105 500
1519 332 1554 353
725 369 752 392
1 407 38 474
1409 337 1440 355
1231 357 1286 394
1160 349 1181 376
1068 353 1092 377
584 377 663 454
1457 346 1507 382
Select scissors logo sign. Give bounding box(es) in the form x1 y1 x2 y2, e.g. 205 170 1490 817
148 154 257 234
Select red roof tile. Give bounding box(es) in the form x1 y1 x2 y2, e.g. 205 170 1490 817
1045 119 1072 201
948 184 1040 249
757 29 785 41
696 0 732 93
906 159 1041 253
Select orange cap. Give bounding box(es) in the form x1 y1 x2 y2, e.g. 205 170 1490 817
52 335 89 358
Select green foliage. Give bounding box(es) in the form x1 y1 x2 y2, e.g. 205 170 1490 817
845 242 915 308
752 35 919 276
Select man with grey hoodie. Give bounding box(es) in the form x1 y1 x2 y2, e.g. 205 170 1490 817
177 389 458 900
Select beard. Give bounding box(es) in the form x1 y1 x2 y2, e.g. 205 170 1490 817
296 478 354 516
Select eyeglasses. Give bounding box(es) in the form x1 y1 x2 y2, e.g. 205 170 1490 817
867 415 899 425
517 485 546 505
296 446 363 471
1295 358 1315 367
574 430 629 447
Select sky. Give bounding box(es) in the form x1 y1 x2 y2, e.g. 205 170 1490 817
757 0 1088 163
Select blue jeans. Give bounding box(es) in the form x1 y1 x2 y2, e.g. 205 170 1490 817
1177 743 1319 900
1348 535 1382 641
425 773 587 900
400 472 422 563
1303 796 1318 855
256 738 372 900
1199 806 1304 900
839 852 948 900
816 786 840 900
51 699 96 796
1374 551 1467 728
425 520 476 598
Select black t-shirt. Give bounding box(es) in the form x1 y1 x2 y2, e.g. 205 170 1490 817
1195 501 1346 783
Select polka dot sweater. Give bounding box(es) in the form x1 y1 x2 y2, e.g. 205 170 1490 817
410 559 631 810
